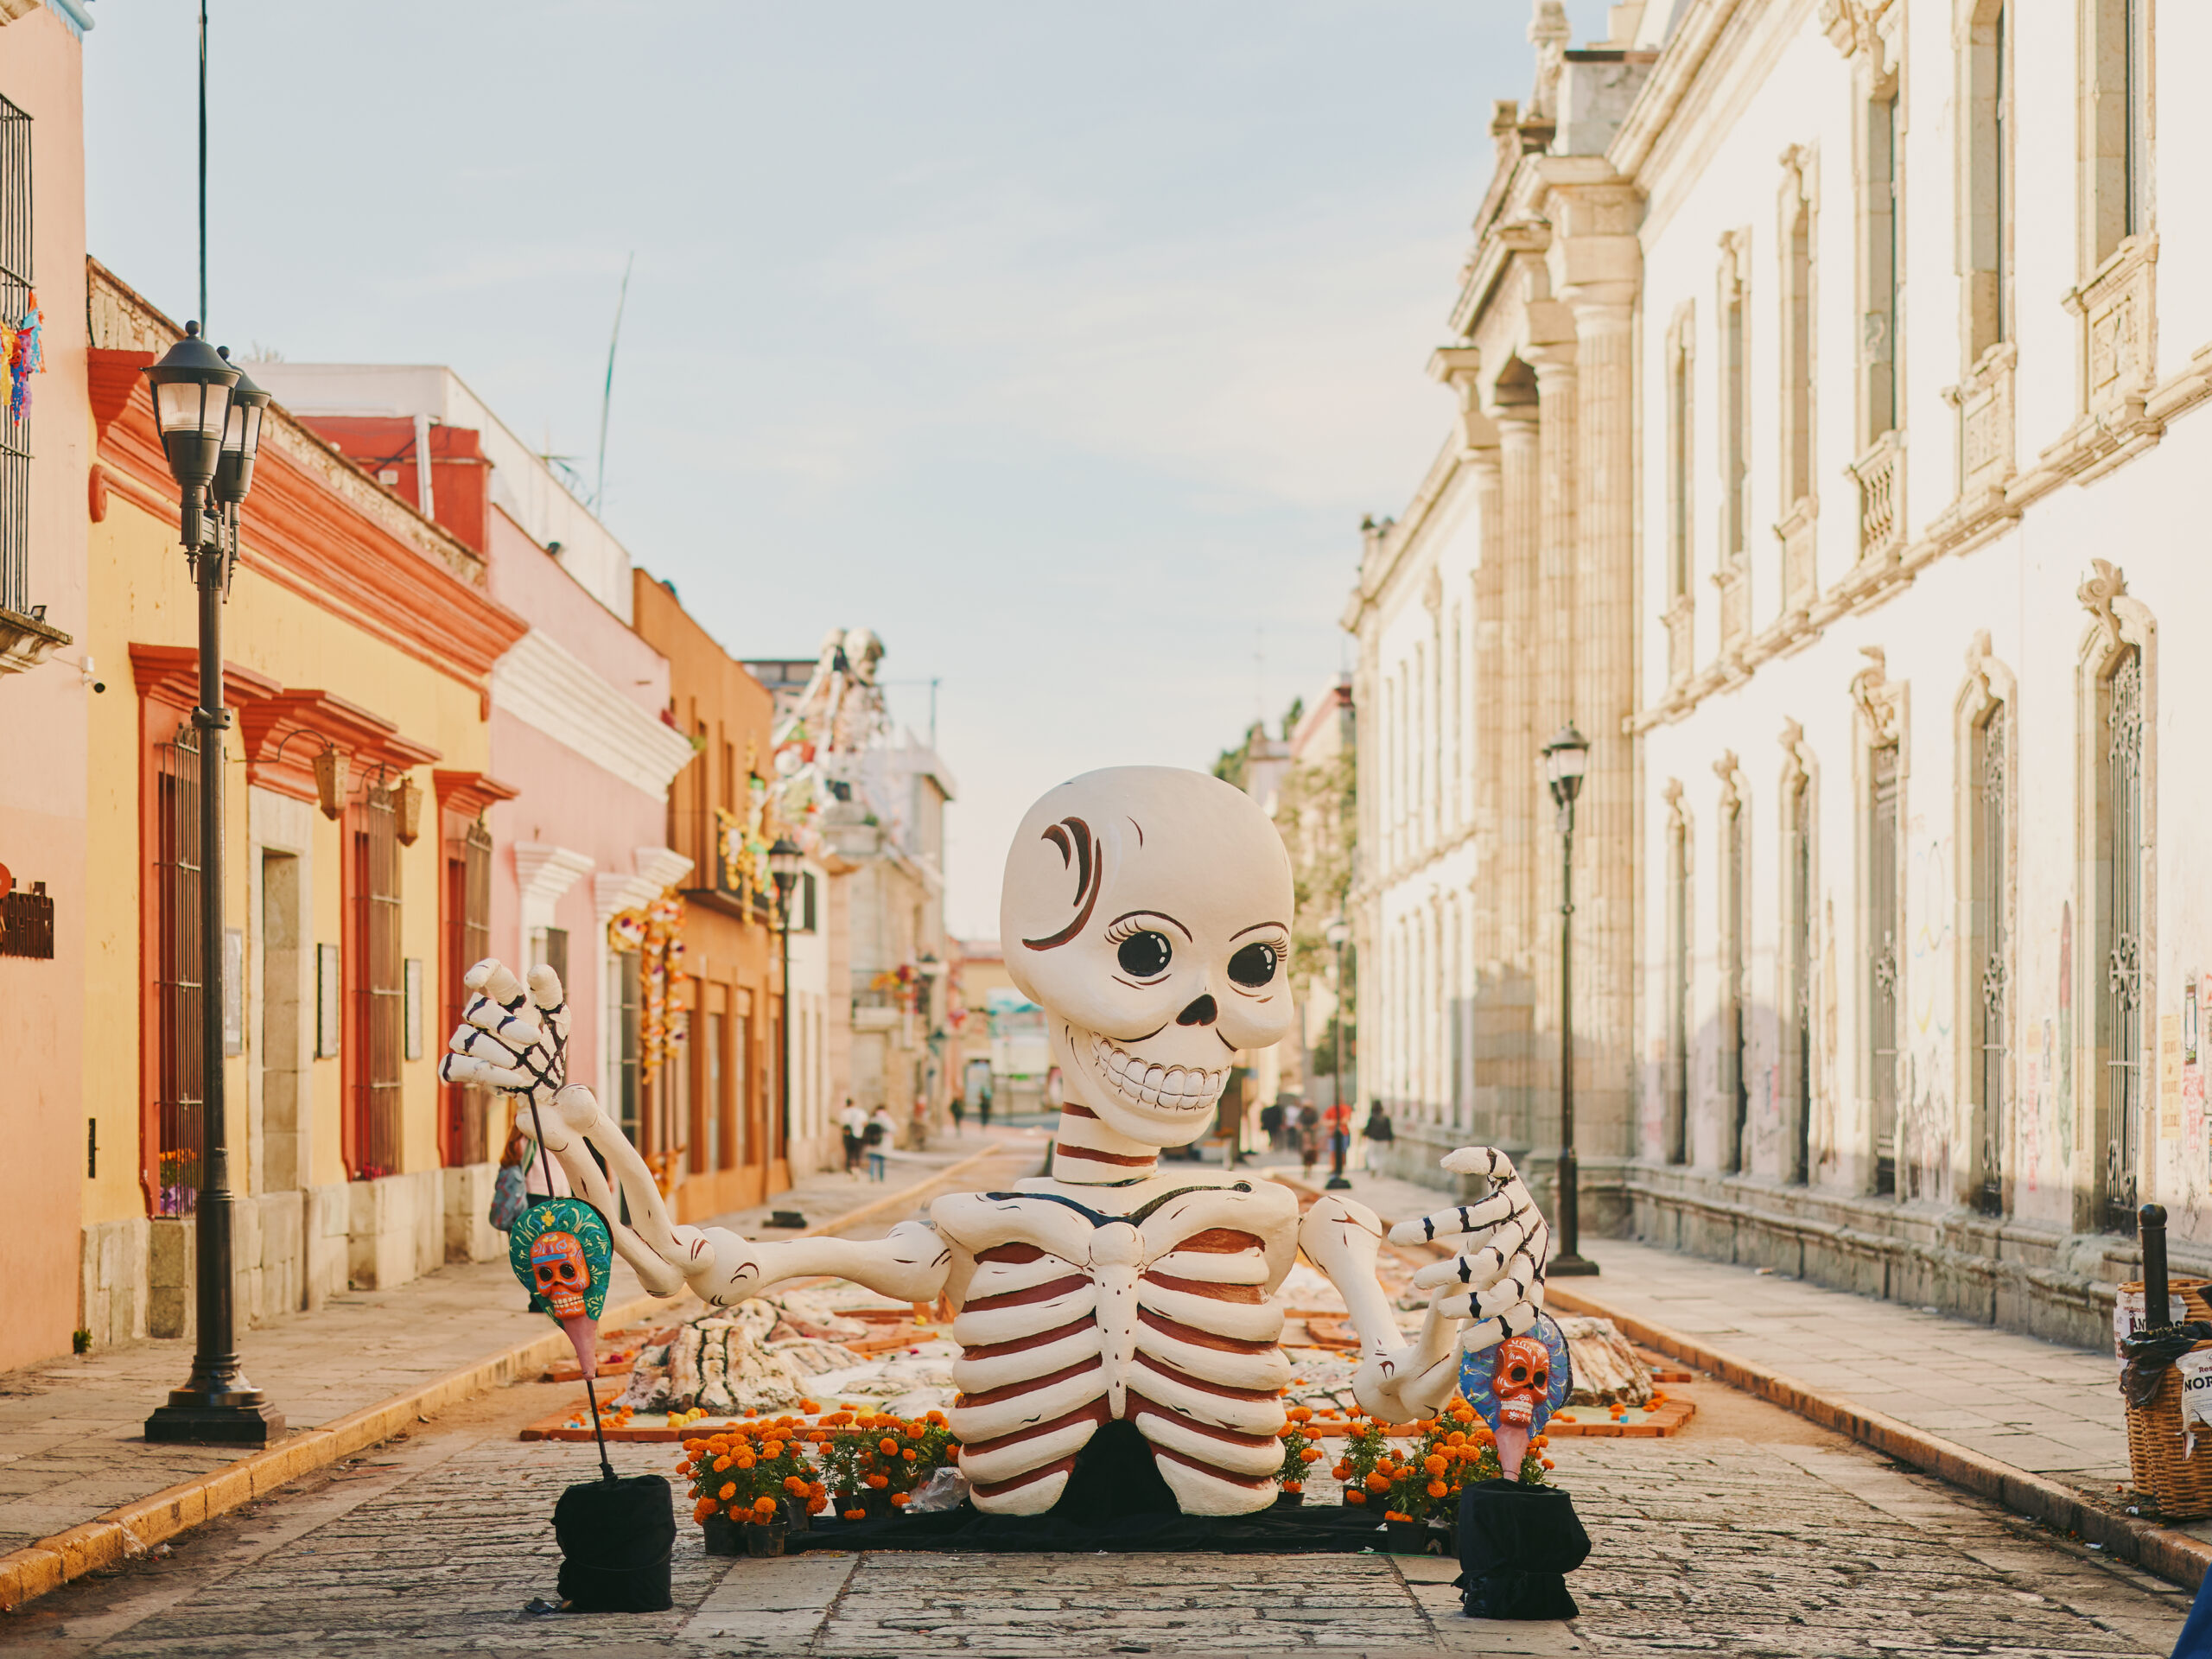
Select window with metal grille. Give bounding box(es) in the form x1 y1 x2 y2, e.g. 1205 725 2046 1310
704 1007 725 1171
1869 742 1901 1196
0 878 52 957
2101 648 2145 1235
1722 797 1748 1173
613 946 642 1146
1973 703 2010 1217
0 94 29 620
441 816 492 1166
1787 776 1814 1185
1666 817 1688 1166
152 721 202 1217
347 785 403 1179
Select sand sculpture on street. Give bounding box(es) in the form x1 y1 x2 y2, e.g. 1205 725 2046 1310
443 766 1554 1516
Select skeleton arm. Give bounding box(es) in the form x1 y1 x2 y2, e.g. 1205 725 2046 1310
1296 1195 1461 1422
442 959 952 1310
1297 1147 1552 1422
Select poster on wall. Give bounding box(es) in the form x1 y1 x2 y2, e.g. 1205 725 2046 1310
2162 1013 2183 1138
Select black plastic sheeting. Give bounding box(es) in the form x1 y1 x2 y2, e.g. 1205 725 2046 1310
787 1499 1396 1555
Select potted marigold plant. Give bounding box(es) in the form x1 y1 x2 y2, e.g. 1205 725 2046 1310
1274 1406 1322 1506
681 1415 827 1556
816 1409 958 1520
1334 1412 1389 1507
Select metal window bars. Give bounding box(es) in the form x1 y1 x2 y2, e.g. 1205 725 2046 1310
1869 742 1901 1196
2102 649 2145 1236
1974 704 2010 1217
0 93 31 619
154 721 203 1217
442 817 493 1166
351 785 403 1180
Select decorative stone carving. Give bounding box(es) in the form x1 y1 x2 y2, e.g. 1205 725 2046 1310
442 769 1556 1518
2064 238 2158 428
2077 559 2129 659
1849 645 1903 746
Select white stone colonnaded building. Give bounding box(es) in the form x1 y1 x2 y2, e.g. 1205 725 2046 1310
1347 0 2212 1347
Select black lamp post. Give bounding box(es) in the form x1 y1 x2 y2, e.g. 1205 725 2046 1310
143 327 283 1443
1542 722 1598 1277
768 836 804 1162
1323 916 1353 1190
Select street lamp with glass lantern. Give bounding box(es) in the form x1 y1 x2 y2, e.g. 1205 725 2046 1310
1541 721 1599 1276
767 836 804 1160
143 326 284 1444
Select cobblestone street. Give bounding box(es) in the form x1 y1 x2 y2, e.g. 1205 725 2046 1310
0 1370 2190 1657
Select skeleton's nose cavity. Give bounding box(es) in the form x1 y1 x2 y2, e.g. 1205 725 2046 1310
1176 995 1218 1027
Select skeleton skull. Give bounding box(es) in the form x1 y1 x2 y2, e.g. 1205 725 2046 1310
1001 767 1296 1146
1493 1334 1550 1427
531 1230 590 1319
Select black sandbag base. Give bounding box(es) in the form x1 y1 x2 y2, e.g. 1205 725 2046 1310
787 1421 1390 1554
1454 1480 1589 1621
554 1474 677 1611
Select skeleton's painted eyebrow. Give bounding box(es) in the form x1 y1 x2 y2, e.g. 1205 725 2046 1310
1230 921 1290 938
1108 908 1191 940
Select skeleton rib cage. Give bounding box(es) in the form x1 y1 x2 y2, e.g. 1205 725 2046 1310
938 1179 1302 1515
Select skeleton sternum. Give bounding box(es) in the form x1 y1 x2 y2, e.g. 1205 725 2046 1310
934 1176 1301 1516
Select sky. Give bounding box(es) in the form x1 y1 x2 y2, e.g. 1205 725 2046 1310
84 0 1611 937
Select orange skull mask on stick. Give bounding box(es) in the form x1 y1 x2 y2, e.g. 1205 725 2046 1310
530 1230 591 1319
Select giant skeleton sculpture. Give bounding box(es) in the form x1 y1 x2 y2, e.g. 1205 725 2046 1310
443 767 1552 1516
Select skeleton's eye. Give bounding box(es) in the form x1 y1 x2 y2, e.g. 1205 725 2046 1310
1117 931 1173 978
1229 942 1279 988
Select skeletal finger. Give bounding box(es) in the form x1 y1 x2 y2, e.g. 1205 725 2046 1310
1440 1146 1520 1182
439 1052 537 1092
526 964 569 1027
447 1025 522 1068
1433 1277 1535 1325
462 986 544 1050
1410 1215 1536 1291
1389 1189 1519 1248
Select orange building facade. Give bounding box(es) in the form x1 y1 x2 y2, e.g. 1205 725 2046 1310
630 570 818 1219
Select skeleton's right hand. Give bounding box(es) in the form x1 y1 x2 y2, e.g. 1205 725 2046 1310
1389 1147 1549 1355
438 958 569 1117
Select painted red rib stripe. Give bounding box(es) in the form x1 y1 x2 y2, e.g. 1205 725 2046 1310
960 1399 1112 1459
1127 1390 1279 1449
957 1355 1102 1409
957 1314 1096 1361
963 1273 1091 1313
1136 1306 1275 1355
1141 1270 1263 1304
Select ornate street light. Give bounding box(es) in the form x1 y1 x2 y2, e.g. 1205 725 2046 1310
1324 916 1353 1189
1541 722 1598 1277
141 326 283 1446
768 836 804 1159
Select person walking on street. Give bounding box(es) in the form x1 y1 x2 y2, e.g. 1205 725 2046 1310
1298 1099 1321 1179
950 1090 966 1136
911 1093 931 1154
1259 1099 1283 1152
978 1082 994 1131
865 1105 896 1182
839 1098 868 1179
1360 1099 1395 1174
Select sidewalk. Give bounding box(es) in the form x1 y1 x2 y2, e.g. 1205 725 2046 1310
0 1129 1040 1605
1271 1160 2212 1577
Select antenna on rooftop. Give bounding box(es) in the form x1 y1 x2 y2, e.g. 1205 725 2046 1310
594 251 634 512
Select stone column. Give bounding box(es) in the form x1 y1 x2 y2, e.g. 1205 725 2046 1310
1465 446 1504 967
1492 399 1541 1152
1568 288 1639 1175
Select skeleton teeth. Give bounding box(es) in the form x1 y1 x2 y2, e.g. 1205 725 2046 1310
1085 1033 1228 1113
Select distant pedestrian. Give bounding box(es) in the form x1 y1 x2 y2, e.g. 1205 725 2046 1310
1360 1101 1395 1173
978 1083 994 1131
1259 1100 1284 1151
1298 1100 1321 1179
911 1093 931 1154
950 1092 966 1135
865 1106 896 1181
839 1098 868 1178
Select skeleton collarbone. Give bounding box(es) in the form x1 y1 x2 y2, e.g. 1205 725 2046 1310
936 1173 1301 1507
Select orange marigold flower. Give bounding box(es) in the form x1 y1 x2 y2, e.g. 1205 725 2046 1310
1288 1406 1312 1422
784 1475 809 1496
866 1473 889 1489
713 1456 732 1472
1281 1480 1303 1493
734 1453 756 1470
906 1423 925 1439
807 1496 827 1515
693 1498 715 1522
843 1508 868 1522
926 1410 949 1427
1541 1457 1555 1469
718 1483 736 1500
901 1448 917 1462
799 1399 821 1414
879 1438 900 1457
1301 1446 1321 1463
1427 1480 1448 1499
1423 1455 1446 1476
762 1440 785 1459
1332 1462 1351 1480
1363 1471 1390 1492
1344 1491 1366 1505
753 1496 778 1516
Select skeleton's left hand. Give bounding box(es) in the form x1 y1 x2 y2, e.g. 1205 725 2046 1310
1390 1147 1549 1356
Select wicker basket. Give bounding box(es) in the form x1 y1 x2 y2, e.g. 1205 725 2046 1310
2119 1277 2212 1517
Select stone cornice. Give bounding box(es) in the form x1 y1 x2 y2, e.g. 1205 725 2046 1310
1344 432 1464 628
515 843 595 912
489 627 697 800
1608 0 1746 182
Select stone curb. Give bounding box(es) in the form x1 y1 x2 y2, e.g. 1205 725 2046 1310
0 1140 1018 1612
1543 1281 2212 1592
